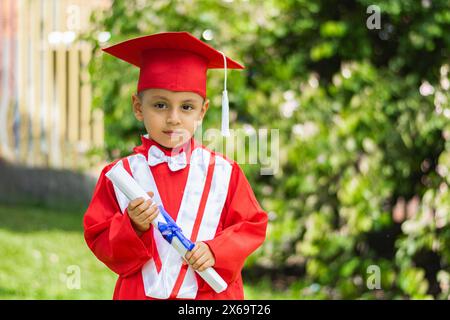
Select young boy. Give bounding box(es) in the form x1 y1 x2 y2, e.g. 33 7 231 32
83 31 268 300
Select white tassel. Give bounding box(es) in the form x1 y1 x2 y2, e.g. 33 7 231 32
219 50 230 137
221 89 230 136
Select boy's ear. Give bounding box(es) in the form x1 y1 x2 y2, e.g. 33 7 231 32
132 94 144 121
199 99 210 120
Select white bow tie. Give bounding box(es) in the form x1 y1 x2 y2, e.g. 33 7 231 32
147 145 187 171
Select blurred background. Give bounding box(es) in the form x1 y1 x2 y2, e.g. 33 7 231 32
0 0 449 299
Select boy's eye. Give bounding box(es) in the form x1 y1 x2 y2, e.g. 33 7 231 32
154 103 167 109
182 105 193 111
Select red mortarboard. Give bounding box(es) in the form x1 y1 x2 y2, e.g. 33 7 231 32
102 31 245 136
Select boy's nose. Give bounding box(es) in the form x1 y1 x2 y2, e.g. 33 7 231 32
166 109 181 125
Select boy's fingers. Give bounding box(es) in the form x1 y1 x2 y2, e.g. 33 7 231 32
188 256 196 265
194 244 205 256
135 212 148 224
129 197 144 209
149 209 159 220
197 259 212 272
147 191 154 198
138 206 155 220
147 203 158 213
138 207 156 222
185 244 200 260
196 242 207 250
189 250 204 265
192 255 208 270
185 249 195 260
143 209 159 224
185 252 191 260
136 200 152 213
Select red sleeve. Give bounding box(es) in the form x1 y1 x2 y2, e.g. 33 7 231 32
204 162 268 283
83 163 153 277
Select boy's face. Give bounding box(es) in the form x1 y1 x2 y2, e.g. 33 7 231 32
132 88 209 148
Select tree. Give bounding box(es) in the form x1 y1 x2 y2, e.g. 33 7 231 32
84 0 450 299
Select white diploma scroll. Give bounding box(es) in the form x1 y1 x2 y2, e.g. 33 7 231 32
105 163 228 294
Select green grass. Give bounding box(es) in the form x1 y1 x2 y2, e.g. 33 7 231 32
0 204 116 299
0 203 294 299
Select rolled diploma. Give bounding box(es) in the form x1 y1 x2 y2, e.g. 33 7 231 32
105 163 228 294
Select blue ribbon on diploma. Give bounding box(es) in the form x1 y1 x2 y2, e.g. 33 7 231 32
157 205 195 251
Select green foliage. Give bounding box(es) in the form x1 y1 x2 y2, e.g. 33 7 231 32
84 0 450 299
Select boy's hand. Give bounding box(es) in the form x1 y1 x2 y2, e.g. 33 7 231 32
184 242 215 272
127 191 159 236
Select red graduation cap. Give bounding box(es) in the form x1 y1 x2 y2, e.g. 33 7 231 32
102 31 245 136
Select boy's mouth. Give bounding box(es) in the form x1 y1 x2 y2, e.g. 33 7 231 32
163 130 184 137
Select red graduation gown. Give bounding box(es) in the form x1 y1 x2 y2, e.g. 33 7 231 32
83 135 268 300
